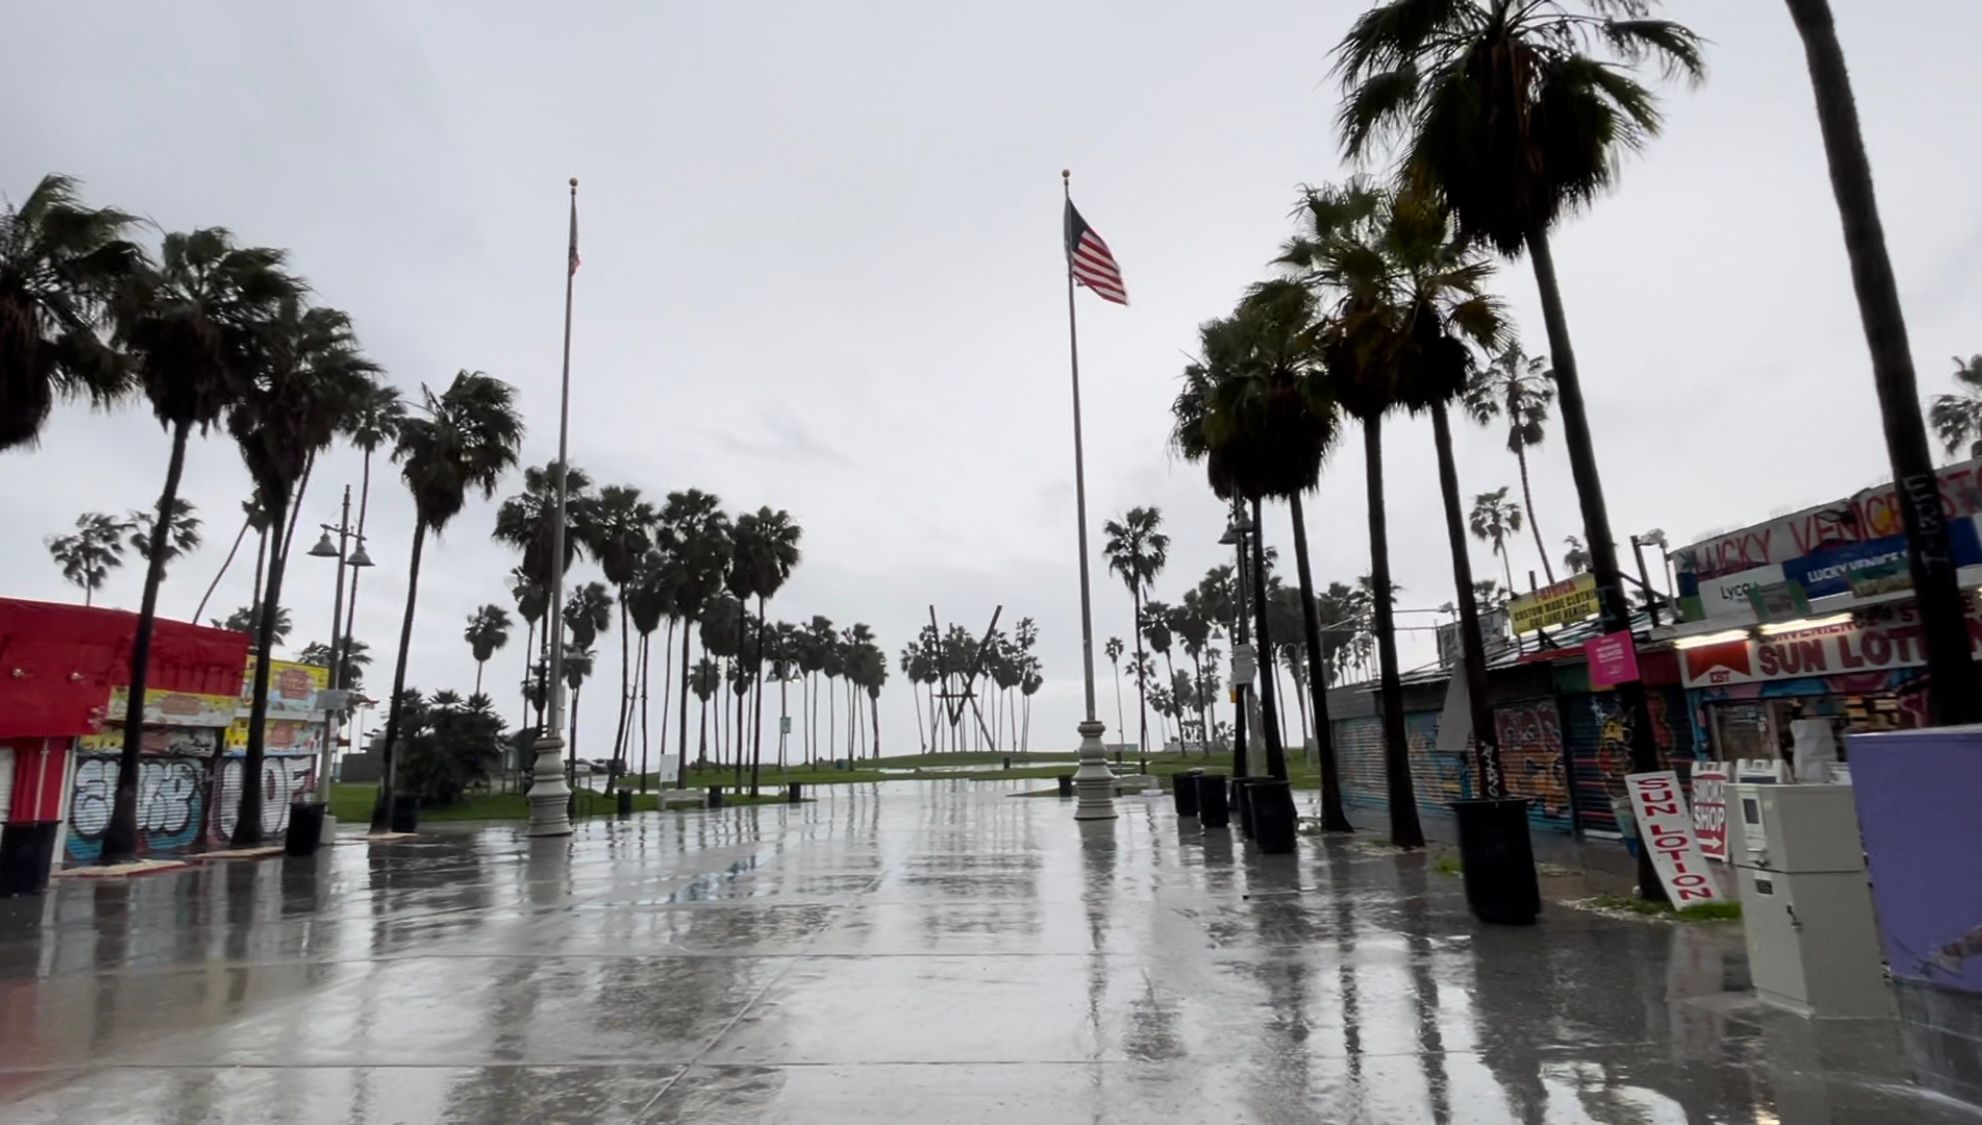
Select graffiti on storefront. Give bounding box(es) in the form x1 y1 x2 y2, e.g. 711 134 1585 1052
1494 702 1570 821
215 754 314 840
65 754 207 862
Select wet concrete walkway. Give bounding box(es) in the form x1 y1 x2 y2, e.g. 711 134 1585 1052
0 780 1969 1123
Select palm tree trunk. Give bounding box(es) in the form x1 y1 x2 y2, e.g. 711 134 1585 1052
233 491 293 846
250 527 267 617
475 660 485 697
518 618 535 749
1133 592 1153 754
698 688 709 764
750 598 768 795
1432 402 1508 799
1247 497 1287 781
569 683 582 792
870 690 881 757
1516 448 1554 584
911 675 926 752
1363 415 1423 847
193 513 251 623
341 448 374 690
613 596 632 782
1500 542 1516 596
658 619 675 782
828 675 837 760
278 453 314 572
677 629 694 781
1787 0 1979 723
100 418 193 865
370 520 428 834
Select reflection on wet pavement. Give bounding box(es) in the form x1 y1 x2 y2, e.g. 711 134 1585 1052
0 780 1968 1123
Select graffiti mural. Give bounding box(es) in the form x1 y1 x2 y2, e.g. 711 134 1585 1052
66 754 209 863
215 753 315 840
1405 710 1470 808
1494 701 1571 828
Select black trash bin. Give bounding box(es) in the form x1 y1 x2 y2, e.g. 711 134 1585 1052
616 789 635 817
389 795 420 834
1197 774 1230 828
708 786 725 808
1172 769 1202 817
0 821 59 897
1450 797 1541 925
285 802 326 857
1056 773 1074 798
1249 780 1297 855
787 783 803 804
1231 778 1258 838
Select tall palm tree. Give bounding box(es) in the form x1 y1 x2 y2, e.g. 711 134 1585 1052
1786 0 1977 723
299 637 369 690
689 656 719 764
626 548 678 791
804 615 837 760
193 490 269 622
1140 599 1180 742
1175 592 1216 749
127 498 201 576
1102 636 1127 749
1469 487 1525 594
46 512 132 606
510 566 547 741
657 489 729 786
215 603 291 646
464 604 512 695
0 174 142 451
562 645 596 782
371 371 523 833
1929 355 1982 461
730 507 802 793
1335 0 1706 793
495 461 597 594
224 298 377 844
1101 507 1168 754
699 594 745 769
1562 535 1591 576
581 484 657 777
1464 341 1557 580
98 228 296 865
338 379 405 683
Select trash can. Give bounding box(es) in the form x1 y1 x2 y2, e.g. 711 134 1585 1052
0 821 59 897
285 802 327 857
1450 797 1541 925
1249 780 1297 855
1232 778 1258 838
1056 773 1074 798
1197 774 1230 829
1003 756 1012 770
708 786 725 808
615 789 635 817
787 783 803 804
1172 769 1202 817
389 795 420 834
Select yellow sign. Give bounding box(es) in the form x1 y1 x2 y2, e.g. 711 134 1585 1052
106 686 238 729
1509 573 1600 635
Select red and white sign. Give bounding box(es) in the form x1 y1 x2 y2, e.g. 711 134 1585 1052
1679 601 1982 688
1691 763 1729 862
1585 630 1641 689
1625 770 1725 904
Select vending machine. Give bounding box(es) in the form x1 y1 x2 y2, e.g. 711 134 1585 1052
1730 783 1890 1018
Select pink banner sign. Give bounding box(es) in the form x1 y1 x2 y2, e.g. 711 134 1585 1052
1585 630 1641 689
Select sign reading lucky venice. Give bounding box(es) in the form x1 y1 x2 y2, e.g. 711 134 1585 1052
1680 602 1982 688
1509 573 1599 635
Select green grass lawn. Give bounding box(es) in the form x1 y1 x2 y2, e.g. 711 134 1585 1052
327 782 790 824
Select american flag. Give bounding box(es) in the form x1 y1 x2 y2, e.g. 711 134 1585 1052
1064 200 1126 305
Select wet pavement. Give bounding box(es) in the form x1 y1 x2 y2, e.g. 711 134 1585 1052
0 780 1971 1123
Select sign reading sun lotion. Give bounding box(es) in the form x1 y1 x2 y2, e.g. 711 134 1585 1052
1625 770 1725 905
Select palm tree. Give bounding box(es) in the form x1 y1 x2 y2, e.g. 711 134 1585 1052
128 498 202 576
625 548 677 791
657 489 730 786
98 228 296 865
46 512 132 606
1101 507 1168 754
1465 341 1557 580
193 491 269 623
1335 0 1706 798
580 484 657 778
464 604 512 695
224 297 377 845
338 379 405 685
699 594 745 768
804 615 837 760
0 174 142 451
494 461 598 595
730 507 802 793
1102 636 1127 749
299 637 369 690
215 603 291 646
509 566 547 741
1787 0 1978 723
1563 535 1591 576
371 371 523 833
1140 599 1180 745
1929 355 1982 460
1175 592 1216 749
689 656 720 764
1469 487 1525 594
562 645 596 784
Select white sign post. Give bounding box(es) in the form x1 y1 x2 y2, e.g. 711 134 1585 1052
1625 770 1725 905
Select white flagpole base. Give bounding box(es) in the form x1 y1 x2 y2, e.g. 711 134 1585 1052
528 732 575 837
1072 718 1118 821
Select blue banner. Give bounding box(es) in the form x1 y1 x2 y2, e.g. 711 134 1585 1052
1781 521 1982 599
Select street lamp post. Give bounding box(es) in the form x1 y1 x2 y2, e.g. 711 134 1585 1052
306 485 374 839
1221 506 1258 780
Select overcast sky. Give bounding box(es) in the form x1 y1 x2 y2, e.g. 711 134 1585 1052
6 2 1979 760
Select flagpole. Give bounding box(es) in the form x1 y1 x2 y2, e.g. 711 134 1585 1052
528 176 579 838
1063 169 1117 823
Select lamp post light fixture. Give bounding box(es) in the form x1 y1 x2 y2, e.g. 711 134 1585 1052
307 486 373 838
